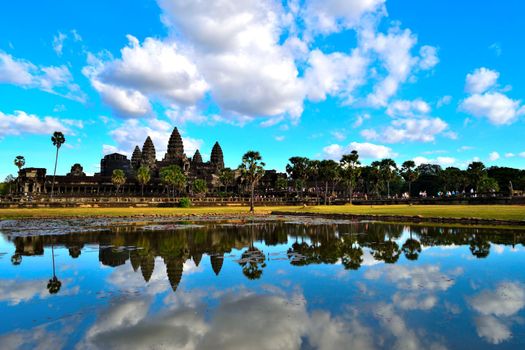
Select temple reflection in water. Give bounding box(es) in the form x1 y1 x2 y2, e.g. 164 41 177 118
5 221 524 293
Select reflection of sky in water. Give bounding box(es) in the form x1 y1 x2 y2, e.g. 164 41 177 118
0 221 525 349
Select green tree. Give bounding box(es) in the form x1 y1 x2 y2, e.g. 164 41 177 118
379 158 398 198
400 160 419 197
478 176 500 193
340 150 361 204
50 131 66 198
286 156 310 198
2 175 16 195
219 167 235 193
319 160 339 205
193 179 207 197
111 169 126 194
467 161 487 192
136 165 151 196
160 165 186 197
239 151 265 213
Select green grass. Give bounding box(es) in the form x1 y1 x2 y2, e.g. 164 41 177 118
0 204 523 221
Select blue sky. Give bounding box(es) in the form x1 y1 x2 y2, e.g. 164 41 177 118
1 0 524 179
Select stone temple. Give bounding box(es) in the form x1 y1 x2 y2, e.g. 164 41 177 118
17 127 227 195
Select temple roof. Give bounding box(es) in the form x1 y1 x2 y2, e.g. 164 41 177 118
210 142 224 169
193 149 203 164
141 136 156 168
164 127 184 161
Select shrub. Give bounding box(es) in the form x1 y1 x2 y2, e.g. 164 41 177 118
179 197 191 208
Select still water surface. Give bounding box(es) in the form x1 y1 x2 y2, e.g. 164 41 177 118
1 217 524 349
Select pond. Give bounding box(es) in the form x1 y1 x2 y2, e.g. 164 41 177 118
1 217 524 349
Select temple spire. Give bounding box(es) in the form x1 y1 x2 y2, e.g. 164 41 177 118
210 142 224 169
192 149 203 164
141 136 156 169
164 127 184 162
131 146 142 169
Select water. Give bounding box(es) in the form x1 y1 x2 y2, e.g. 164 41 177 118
1 217 524 349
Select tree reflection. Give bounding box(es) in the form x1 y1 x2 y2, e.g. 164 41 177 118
401 230 422 261
341 235 363 270
47 242 61 294
5 220 525 294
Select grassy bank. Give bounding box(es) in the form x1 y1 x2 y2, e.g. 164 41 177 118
0 204 523 221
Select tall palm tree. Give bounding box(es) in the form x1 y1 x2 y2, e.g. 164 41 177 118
400 160 419 197
239 151 265 213
340 150 361 204
13 156 25 194
50 131 66 198
14 155 25 172
111 169 126 195
379 158 398 198
319 160 339 205
136 165 151 196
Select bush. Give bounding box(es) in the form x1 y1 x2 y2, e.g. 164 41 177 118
179 197 191 208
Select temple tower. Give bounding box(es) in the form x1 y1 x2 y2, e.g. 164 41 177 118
164 127 184 162
131 146 142 169
192 149 203 164
141 136 156 169
210 142 224 169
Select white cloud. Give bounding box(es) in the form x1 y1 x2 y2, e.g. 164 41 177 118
53 32 67 56
386 99 431 117
304 49 368 103
274 135 285 142
0 52 85 102
460 92 524 125
488 151 500 161
0 110 73 138
469 282 525 317
413 156 456 167
83 36 208 117
323 141 396 160
460 68 524 125
303 0 386 35
0 52 35 85
362 116 451 143
158 0 304 120
331 130 346 141
474 315 511 345
353 113 371 128
465 67 499 94
505 153 515 158
418 45 439 70
436 95 452 107
362 26 434 107
166 105 208 125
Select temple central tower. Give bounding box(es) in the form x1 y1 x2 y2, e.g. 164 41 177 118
163 127 185 162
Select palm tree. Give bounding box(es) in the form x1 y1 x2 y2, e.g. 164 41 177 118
286 156 310 198
136 165 151 196
160 165 186 197
50 131 66 198
14 155 25 172
401 231 422 261
400 160 419 197
340 150 361 204
111 169 126 194
319 160 339 205
219 168 235 193
239 151 265 213
193 179 207 198
377 158 398 198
